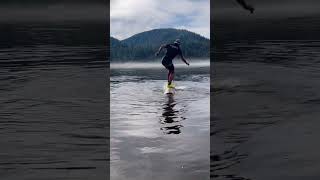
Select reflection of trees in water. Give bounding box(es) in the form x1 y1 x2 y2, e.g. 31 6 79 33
160 95 185 134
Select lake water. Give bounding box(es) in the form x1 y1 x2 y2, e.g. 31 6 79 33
0 23 108 180
110 61 210 180
212 40 320 180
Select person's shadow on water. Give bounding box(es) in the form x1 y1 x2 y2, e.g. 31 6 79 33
160 95 184 134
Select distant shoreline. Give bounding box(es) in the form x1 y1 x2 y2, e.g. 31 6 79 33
110 59 210 69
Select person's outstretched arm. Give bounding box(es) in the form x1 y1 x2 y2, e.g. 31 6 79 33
236 0 255 13
180 53 189 66
155 44 166 56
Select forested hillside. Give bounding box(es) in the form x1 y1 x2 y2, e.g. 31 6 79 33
110 28 209 61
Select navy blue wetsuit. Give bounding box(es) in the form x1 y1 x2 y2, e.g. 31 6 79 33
161 43 182 72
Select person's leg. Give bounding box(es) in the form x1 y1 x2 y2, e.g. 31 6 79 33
168 65 174 85
162 59 170 83
168 71 174 84
236 0 254 13
162 58 175 85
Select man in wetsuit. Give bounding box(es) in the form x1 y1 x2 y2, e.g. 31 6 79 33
155 39 189 88
236 0 255 13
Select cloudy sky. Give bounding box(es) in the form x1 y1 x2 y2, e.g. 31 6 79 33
110 0 210 40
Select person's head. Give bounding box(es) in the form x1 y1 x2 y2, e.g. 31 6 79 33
174 39 181 46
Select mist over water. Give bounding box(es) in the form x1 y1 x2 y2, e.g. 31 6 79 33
110 60 210 69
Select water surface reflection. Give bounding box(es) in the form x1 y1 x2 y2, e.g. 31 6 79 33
160 95 184 134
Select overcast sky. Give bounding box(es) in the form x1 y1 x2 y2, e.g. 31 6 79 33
110 0 210 40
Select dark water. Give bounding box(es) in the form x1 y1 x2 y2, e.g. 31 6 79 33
212 40 320 180
110 62 210 180
0 23 108 180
